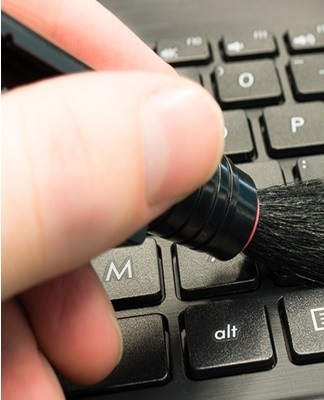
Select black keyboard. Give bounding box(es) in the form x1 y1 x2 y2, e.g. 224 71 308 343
59 1 324 398
3 0 324 399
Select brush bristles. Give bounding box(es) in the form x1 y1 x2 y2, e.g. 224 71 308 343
245 179 324 285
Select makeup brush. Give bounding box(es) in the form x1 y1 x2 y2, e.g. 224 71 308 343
147 156 324 285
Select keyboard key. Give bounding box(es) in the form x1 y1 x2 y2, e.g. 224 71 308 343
176 67 202 84
296 155 324 181
263 102 324 157
214 60 283 108
173 245 258 300
61 314 170 395
280 289 324 364
157 36 210 66
289 54 324 101
223 110 255 162
222 29 277 59
183 300 274 379
286 23 324 53
238 160 285 189
91 238 163 310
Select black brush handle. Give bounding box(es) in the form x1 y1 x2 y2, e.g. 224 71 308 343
149 156 258 260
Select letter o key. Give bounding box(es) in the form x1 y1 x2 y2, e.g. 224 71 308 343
238 72 254 88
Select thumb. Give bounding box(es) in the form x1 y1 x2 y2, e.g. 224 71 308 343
2 71 224 300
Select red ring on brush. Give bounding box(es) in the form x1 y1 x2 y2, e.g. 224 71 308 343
243 199 260 251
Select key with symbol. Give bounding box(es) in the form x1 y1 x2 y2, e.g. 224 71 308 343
280 289 324 364
157 36 210 66
91 238 164 310
182 299 274 379
286 23 324 53
289 54 324 100
222 29 277 59
263 102 324 157
213 60 283 108
296 155 324 181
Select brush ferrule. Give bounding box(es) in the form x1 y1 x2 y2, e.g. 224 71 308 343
149 156 258 260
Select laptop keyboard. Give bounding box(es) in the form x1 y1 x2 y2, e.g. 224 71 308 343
2 2 323 399
59 13 324 400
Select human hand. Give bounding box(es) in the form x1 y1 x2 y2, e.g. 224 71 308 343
2 0 224 398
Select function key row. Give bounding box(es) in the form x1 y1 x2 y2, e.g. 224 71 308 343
156 23 324 65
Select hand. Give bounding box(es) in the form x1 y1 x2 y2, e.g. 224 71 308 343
1 0 224 398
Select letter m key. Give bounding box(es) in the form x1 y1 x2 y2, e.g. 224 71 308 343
105 258 133 281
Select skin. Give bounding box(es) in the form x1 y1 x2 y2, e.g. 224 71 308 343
1 0 225 398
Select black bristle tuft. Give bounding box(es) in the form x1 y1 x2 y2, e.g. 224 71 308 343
245 179 324 285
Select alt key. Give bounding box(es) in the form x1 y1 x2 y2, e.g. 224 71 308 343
182 299 274 379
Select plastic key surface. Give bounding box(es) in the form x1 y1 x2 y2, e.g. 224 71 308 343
263 102 324 157
91 238 163 310
222 29 277 59
61 314 170 396
296 155 324 181
239 160 285 189
157 36 210 66
223 110 255 162
214 60 283 108
176 67 202 84
289 54 324 100
286 23 324 53
183 300 274 379
280 289 324 364
173 246 258 300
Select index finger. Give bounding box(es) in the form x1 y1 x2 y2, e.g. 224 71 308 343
2 0 175 74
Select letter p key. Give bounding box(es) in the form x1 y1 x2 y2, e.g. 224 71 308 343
291 116 305 133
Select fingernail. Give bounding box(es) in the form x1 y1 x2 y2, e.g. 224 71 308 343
141 83 224 206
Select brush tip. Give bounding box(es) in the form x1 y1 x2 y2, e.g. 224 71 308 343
245 179 324 285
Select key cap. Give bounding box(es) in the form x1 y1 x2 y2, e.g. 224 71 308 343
223 110 255 162
183 300 274 379
263 102 324 157
214 60 283 109
280 289 324 364
289 54 324 100
157 36 210 66
173 245 258 300
91 238 163 310
61 314 170 395
286 23 324 53
296 155 324 181
176 67 202 84
238 160 285 189
222 29 277 59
